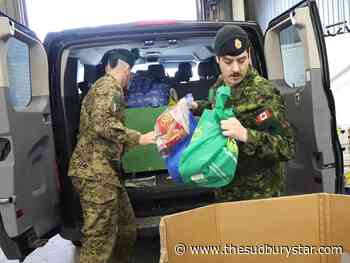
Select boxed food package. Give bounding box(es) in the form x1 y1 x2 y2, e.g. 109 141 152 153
155 94 194 158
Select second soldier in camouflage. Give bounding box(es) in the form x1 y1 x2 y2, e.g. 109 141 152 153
195 25 295 201
68 49 155 263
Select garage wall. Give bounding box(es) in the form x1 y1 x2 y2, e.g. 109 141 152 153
246 0 350 33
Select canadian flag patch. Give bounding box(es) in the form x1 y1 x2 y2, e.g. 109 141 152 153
255 109 273 124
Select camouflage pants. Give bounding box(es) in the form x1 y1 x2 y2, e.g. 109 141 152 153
71 177 136 263
215 166 285 202
215 187 280 202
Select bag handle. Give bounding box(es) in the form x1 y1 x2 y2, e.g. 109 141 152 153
214 85 235 120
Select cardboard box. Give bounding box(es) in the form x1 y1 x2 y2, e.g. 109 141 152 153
159 193 350 262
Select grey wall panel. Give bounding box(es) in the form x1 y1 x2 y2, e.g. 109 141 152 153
246 0 350 34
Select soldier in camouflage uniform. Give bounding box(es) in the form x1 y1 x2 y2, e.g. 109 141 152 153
195 25 295 202
68 49 155 263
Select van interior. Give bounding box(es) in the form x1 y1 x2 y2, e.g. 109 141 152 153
60 36 228 225
55 31 268 232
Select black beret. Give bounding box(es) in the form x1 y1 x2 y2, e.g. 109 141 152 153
101 48 138 68
214 25 250 56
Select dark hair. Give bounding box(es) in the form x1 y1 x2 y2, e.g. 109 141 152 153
101 48 139 69
101 50 119 69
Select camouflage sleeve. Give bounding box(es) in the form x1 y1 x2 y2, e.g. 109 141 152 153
240 88 295 161
91 88 141 148
123 128 142 150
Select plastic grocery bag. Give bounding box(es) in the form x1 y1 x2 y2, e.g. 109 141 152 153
164 112 197 183
155 94 198 182
179 85 238 188
155 94 194 158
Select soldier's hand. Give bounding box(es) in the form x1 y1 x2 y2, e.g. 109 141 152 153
221 117 248 142
139 131 156 145
191 101 198 109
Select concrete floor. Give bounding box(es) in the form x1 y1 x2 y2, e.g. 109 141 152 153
2 234 350 263
0 235 160 263
0 235 78 263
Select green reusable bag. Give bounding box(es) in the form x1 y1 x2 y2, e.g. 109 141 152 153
179 85 238 187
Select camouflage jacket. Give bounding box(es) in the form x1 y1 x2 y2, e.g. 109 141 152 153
68 74 141 186
197 67 295 200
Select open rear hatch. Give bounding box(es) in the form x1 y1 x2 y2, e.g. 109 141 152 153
44 21 267 225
